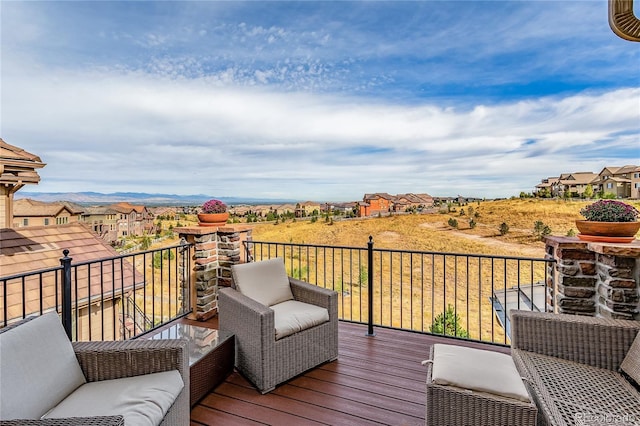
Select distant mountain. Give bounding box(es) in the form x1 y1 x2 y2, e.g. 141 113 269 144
15 192 299 206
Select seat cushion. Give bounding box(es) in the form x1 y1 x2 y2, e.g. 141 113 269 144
620 332 640 388
232 258 294 307
271 300 330 340
431 344 530 402
44 370 184 426
0 313 87 420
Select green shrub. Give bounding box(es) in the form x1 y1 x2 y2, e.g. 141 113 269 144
468 218 476 229
153 250 175 268
533 221 552 240
447 218 458 228
499 222 509 235
567 229 576 237
430 304 469 338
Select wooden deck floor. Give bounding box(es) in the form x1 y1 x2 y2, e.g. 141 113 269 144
190 321 509 426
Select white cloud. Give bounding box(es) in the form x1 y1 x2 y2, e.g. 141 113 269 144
2 63 638 200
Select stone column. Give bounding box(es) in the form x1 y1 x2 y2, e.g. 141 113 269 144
177 225 253 321
545 236 640 320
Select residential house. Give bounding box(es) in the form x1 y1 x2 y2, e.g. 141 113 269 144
534 165 640 199
557 172 598 197
358 193 395 217
327 202 357 216
81 205 119 244
110 202 155 239
12 198 83 228
534 177 559 197
0 223 145 340
594 165 637 198
393 193 434 212
294 201 321 218
0 139 46 228
633 166 640 199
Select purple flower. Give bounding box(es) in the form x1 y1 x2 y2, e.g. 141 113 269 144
580 200 639 222
201 199 227 214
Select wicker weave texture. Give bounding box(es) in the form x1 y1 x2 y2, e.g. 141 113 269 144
510 310 640 426
219 277 338 393
425 346 538 426
1 316 189 426
513 350 640 426
510 310 640 371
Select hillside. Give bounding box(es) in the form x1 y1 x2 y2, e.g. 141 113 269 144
251 198 640 257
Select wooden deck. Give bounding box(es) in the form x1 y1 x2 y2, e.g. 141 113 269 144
189 320 509 425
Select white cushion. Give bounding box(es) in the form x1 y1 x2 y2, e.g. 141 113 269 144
0 312 87 419
620 332 640 386
44 370 184 426
431 344 531 403
232 258 294 307
271 300 330 340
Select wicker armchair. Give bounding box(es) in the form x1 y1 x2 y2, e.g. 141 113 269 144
0 315 189 426
510 310 640 426
219 259 338 393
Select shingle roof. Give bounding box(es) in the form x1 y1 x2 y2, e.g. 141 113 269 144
0 139 46 186
12 199 71 217
0 223 142 322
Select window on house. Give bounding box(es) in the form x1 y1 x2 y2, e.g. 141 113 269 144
23 218 28 226
44 218 49 226
607 183 613 189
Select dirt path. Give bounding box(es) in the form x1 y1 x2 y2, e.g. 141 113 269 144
419 222 545 257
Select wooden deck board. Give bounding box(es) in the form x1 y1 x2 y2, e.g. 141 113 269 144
191 321 509 425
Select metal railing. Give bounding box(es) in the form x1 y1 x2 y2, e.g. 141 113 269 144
245 237 555 345
0 241 193 341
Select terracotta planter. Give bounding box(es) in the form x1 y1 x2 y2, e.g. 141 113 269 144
575 220 640 243
198 212 229 227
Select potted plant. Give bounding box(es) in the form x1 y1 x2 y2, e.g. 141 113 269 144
198 199 229 227
576 200 640 242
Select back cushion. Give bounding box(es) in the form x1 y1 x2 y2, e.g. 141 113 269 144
0 312 87 419
232 258 294 307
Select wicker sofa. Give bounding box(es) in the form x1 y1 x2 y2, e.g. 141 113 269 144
510 310 640 426
219 258 338 393
0 313 189 426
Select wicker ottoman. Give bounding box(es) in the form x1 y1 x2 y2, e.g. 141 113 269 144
424 344 537 426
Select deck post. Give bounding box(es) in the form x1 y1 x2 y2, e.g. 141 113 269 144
60 249 72 340
366 236 375 336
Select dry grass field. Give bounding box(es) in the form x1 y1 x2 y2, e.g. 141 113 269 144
248 198 640 343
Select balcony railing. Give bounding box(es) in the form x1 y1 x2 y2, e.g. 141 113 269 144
0 241 193 341
245 237 555 345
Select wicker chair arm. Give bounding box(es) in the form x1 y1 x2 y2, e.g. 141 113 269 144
510 310 640 371
289 278 337 312
218 287 275 344
0 416 124 426
72 339 189 383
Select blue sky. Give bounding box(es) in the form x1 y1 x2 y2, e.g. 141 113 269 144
2 1 639 201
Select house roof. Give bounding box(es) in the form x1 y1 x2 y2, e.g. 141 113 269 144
110 202 144 214
12 199 73 217
395 193 433 203
0 139 46 187
363 193 395 201
0 223 143 322
83 205 119 215
559 172 598 185
599 165 639 176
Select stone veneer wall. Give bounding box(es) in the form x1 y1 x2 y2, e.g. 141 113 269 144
178 225 252 321
545 236 640 320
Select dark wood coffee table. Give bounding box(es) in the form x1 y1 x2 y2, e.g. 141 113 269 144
149 323 234 406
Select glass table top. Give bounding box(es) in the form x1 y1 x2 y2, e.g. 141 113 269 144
149 323 232 366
